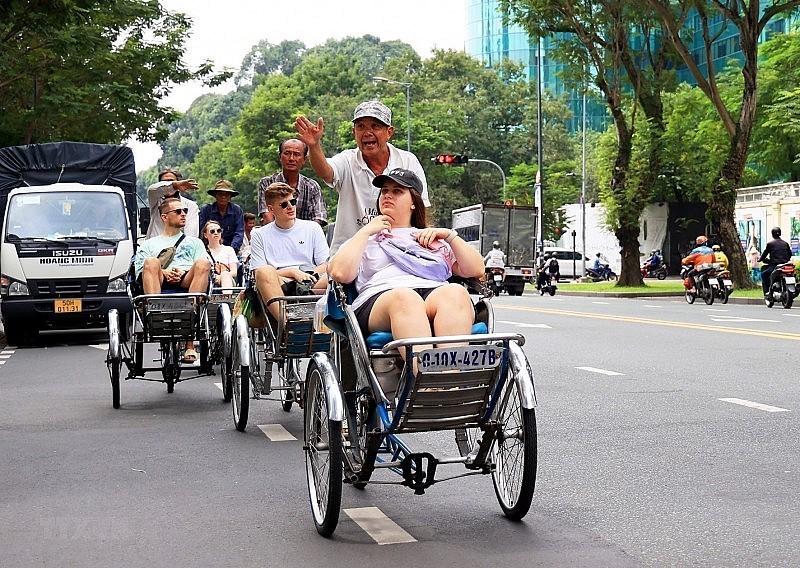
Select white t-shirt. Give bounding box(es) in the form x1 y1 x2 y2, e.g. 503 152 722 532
250 219 329 270
207 244 238 271
146 180 200 238
326 143 430 253
349 228 452 311
484 248 505 268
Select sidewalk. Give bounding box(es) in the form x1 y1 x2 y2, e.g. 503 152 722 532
552 288 764 305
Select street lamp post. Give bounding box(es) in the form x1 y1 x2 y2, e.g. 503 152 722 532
469 158 507 201
373 76 412 152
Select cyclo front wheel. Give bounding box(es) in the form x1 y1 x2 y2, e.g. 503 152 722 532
304 357 342 537
231 316 250 432
492 370 537 521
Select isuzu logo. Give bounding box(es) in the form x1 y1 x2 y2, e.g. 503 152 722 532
52 250 84 257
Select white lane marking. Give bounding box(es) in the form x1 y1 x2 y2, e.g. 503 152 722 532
710 316 779 323
2 349 15 353
497 320 552 329
576 366 624 376
344 507 417 545
704 308 729 312
89 344 108 350
642 304 662 308
258 424 297 441
0 354 11 359
0 361 5 365
719 398 790 413
785 314 800 317
592 301 610 305
213 382 223 391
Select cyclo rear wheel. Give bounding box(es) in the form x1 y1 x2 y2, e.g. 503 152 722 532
492 371 537 521
304 358 342 537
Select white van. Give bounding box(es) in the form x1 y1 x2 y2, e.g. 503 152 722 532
542 247 589 280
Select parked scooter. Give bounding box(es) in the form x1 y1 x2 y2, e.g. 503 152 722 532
641 263 668 280
681 264 719 305
764 262 798 309
714 270 734 304
486 267 505 296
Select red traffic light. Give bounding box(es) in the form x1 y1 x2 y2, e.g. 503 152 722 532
432 154 469 165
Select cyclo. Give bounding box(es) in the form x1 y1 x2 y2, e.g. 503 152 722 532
106 274 219 409
227 267 331 431
301 279 538 537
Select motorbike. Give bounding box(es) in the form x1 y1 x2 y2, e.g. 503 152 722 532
681 264 719 305
764 262 798 309
486 266 505 296
537 272 558 296
641 262 668 280
714 270 734 304
587 262 617 281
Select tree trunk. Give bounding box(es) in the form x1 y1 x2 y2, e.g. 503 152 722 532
615 222 644 286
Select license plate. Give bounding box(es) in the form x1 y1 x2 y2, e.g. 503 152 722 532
147 299 193 312
723 279 732 286
55 298 82 313
493 275 503 282
211 293 238 304
786 277 796 285
418 345 503 372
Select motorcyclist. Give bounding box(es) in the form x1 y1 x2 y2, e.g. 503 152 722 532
590 252 613 280
484 240 506 268
712 244 729 271
681 235 715 293
536 252 559 289
642 249 662 274
759 226 792 297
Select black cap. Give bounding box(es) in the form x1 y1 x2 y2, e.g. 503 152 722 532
372 168 424 194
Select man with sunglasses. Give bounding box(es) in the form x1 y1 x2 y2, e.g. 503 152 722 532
134 198 212 362
145 168 200 238
249 182 329 320
257 139 327 227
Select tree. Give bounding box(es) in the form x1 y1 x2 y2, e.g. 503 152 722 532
0 0 228 147
503 0 679 285
646 0 800 288
751 29 800 182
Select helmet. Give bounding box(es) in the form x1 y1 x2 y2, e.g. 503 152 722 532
712 244 721 251
696 235 708 245
651 249 658 254
550 252 558 259
596 252 602 257
492 240 500 248
772 226 781 238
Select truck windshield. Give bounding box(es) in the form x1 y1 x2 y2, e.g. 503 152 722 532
5 191 127 241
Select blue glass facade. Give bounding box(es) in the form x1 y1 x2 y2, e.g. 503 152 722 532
466 0 798 132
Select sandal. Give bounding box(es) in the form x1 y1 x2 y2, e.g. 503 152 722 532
182 348 198 364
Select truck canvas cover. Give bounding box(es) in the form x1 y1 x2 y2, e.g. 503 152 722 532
0 141 137 222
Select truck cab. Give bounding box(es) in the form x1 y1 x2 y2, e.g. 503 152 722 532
0 143 137 345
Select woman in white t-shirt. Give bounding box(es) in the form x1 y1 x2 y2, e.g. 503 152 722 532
202 220 239 287
328 168 484 366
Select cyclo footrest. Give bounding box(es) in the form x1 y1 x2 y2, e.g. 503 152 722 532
400 452 438 495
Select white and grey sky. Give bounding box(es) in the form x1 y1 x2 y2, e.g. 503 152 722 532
130 0 467 171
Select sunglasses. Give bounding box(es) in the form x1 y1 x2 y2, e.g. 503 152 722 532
207 228 222 234
278 198 298 209
167 208 188 215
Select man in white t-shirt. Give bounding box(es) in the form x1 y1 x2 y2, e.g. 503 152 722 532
295 100 430 253
249 182 329 320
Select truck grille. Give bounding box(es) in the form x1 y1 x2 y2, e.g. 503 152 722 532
29 278 107 298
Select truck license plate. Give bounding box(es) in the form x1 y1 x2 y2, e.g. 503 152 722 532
418 345 503 372
55 298 82 313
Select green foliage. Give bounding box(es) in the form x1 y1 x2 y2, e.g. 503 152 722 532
0 0 228 146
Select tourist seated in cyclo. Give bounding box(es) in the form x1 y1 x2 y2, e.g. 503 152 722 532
249 182 330 321
133 197 212 363
201 220 239 289
326 168 485 373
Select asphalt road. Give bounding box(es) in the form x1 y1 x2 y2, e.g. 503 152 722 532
1 293 798 567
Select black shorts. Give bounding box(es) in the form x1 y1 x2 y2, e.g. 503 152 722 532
353 287 437 337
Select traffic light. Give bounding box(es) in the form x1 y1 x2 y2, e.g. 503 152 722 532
432 154 469 165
